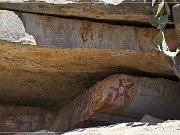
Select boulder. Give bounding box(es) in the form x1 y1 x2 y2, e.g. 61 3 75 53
49 74 180 131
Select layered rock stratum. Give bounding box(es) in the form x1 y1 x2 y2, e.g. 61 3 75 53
0 1 179 134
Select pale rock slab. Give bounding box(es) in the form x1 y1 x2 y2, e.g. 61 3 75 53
19 13 178 50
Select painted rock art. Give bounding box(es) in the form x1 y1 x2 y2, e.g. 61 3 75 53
107 75 136 108
50 74 137 131
0 106 56 132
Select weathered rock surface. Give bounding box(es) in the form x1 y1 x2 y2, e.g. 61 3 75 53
0 10 36 45
63 120 180 135
0 2 154 24
0 0 177 28
0 41 177 110
17 13 178 50
0 105 56 132
50 74 180 132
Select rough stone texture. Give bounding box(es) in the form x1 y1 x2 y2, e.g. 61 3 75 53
0 10 36 45
63 120 180 135
49 74 180 132
0 41 177 110
0 105 56 132
18 13 178 50
0 2 155 23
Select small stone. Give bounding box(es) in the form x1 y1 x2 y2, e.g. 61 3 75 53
140 114 164 125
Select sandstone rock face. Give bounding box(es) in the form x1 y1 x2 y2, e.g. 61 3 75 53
0 1 176 25
0 10 36 45
0 106 56 132
50 74 180 132
19 13 178 51
0 41 177 110
62 120 180 135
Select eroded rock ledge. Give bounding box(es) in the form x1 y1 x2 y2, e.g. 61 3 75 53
0 2 154 24
0 40 177 111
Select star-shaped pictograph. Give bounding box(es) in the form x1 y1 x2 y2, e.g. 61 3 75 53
109 78 134 102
